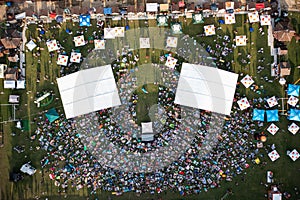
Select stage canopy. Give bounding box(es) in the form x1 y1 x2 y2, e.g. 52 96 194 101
266 110 279 122
252 109 265 121
57 65 121 119
174 63 238 115
287 84 300 97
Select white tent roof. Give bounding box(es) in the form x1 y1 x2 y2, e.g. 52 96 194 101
46 40 60 52
174 63 238 115
224 14 236 24
16 80 25 89
248 11 259 23
237 97 250 110
267 123 279 135
94 40 105 50
9 95 19 103
272 193 282 200
288 122 299 135
241 74 254 88
288 149 299 161
268 150 280 162
4 80 15 89
267 96 278 108
235 35 247 46
114 27 125 37
104 28 116 39
146 3 158 12
287 96 298 107
166 37 178 48
57 65 121 119
26 40 37 51
260 15 271 26
165 56 177 69
73 35 85 47
204 25 215 36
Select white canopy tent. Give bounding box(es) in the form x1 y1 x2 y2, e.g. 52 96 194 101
9 95 20 103
46 40 60 52
204 25 215 36
146 3 158 12
241 74 254 88
235 35 247 46
26 40 37 51
174 63 238 115
16 80 25 89
73 35 85 47
4 80 16 89
57 55 69 66
287 96 298 107
267 96 278 108
224 14 236 24
104 28 116 39
70 52 81 63
166 37 178 48
288 122 299 135
268 150 280 162
248 11 259 23
288 149 299 161
57 65 121 119
165 56 177 69
94 40 105 50
267 123 279 135
237 97 250 110
260 15 271 26
114 27 125 37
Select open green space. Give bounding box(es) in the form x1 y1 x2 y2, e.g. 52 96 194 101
0 13 300 200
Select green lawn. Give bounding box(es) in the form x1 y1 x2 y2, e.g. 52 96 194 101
0 13 300 200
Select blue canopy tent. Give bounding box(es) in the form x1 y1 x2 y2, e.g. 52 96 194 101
45 108 59 123
104 7 112 15
79 14 91 27
252 109 265 121
287 84 300 97
56 15 63 23
39 29 45 35
249 27 254 32
266 110 279 122
288 109 300 121
218 19 225 24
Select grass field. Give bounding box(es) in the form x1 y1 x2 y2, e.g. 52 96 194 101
0 13 300 200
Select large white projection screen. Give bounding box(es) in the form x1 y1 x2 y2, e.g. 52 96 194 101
57 65 121 119
174 63 238 115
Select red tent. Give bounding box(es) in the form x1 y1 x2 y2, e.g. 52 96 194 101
179 1 185 8
256 3 265 10
49 12 57 19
